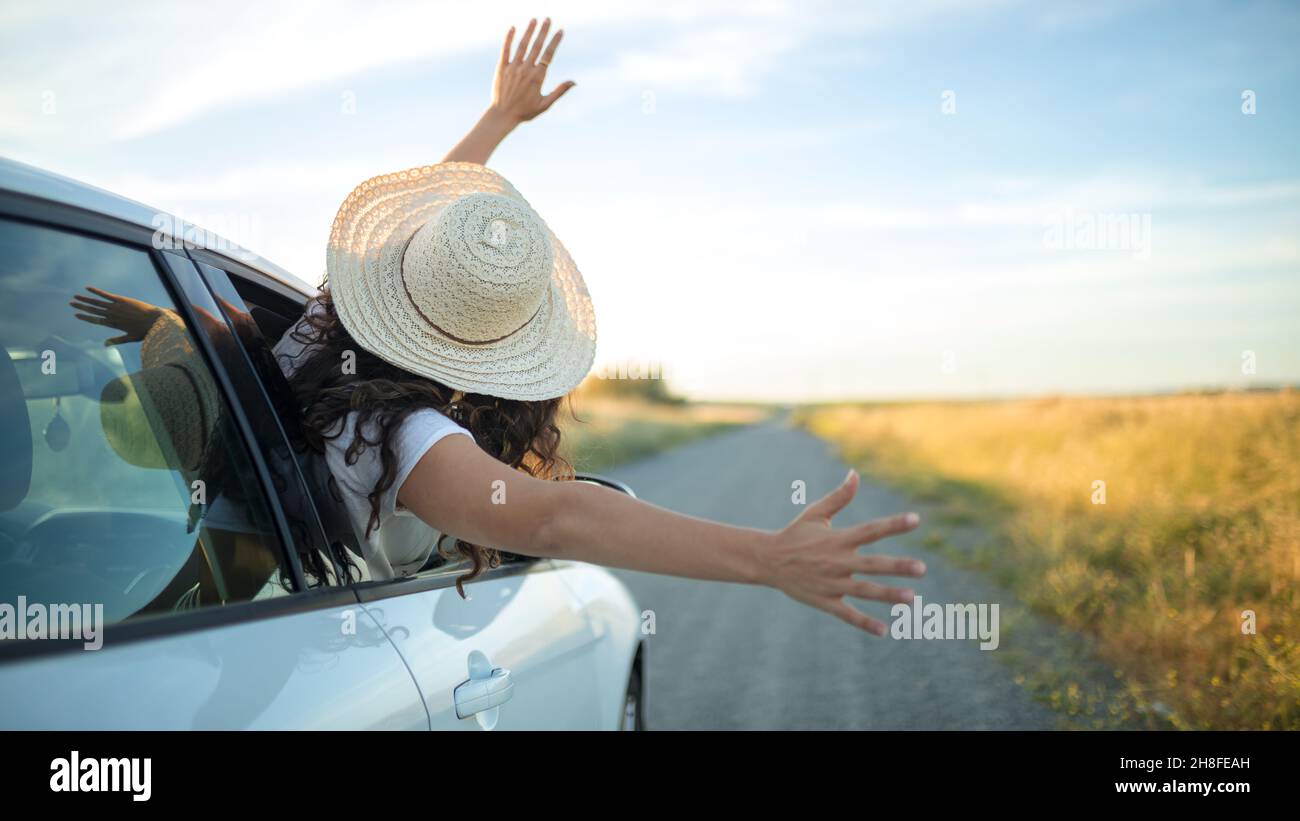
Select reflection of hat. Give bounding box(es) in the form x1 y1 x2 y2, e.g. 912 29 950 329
100 311 219 473
327 162 596 400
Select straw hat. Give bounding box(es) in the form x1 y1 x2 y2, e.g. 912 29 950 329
100 311 220 473
326 162 596 400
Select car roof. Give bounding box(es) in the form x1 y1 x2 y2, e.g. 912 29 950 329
0 155 316 297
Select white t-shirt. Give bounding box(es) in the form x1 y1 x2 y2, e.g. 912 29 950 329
271 300 473 580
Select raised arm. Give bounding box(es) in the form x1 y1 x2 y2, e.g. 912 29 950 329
442 18 576 165
399 435 927 636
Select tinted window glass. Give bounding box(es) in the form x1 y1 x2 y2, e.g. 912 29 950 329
0 218 291 634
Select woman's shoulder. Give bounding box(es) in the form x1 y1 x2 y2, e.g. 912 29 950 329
323 406 472 518
329 406 471 464
389 407 473 454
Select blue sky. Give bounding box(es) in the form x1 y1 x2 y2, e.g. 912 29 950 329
2 0 1297 401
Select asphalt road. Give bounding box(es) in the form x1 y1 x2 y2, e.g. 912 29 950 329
606 420 1063 730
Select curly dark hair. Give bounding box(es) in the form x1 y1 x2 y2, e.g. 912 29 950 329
282 288 572 595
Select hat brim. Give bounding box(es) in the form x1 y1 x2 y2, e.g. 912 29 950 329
327 163 596 401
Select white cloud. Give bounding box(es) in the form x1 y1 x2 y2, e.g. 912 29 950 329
0 0 1023 142
605 26 799 98
1 0 635 141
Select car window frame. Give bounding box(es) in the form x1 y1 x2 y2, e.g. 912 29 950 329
183 253 349 587
189 253 554 605
0 191 359 663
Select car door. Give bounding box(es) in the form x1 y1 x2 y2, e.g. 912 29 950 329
0 205 427 730
191 254 612 730
354 562 606 730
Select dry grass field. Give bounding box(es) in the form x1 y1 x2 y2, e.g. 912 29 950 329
798 391 1300 729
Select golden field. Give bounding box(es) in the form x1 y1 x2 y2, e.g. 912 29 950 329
798 391 1300 729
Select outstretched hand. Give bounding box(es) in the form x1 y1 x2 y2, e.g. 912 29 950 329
762 470 926 635
490 17 574 123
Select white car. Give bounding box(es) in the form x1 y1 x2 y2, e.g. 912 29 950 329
0 157 644 730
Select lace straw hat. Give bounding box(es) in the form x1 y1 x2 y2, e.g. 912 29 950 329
101 311 221 473
326 162 596 400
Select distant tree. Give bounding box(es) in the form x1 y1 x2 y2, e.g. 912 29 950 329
577 373 685 404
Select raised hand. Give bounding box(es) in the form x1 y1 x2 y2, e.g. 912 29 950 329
491 17 575 123
763 470 926 635
442 18 576 164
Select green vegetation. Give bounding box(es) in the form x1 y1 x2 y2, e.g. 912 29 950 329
561 377 771 473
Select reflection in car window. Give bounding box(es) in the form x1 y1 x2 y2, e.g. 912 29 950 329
0 217 291 634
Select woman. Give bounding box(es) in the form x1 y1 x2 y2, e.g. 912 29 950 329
95 19 928 635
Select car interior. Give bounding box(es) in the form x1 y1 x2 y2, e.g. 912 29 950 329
226 274 302 345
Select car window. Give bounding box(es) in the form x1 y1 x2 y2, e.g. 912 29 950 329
198 263 363 587
0 217 292 635
212 263 537 588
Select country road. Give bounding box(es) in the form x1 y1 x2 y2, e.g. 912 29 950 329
605 420 1065 730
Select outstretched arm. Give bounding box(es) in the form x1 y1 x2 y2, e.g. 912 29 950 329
443 18 576 165
399 435 927 636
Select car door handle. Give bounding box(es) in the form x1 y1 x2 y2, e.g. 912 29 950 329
454 667 514 723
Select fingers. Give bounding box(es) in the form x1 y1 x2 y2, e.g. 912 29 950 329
853 554 927 578
71 294 113 310
539 28 564 67
526 18 550 64
843 579 915 605
513 18 537 63
800 468 860 523
104 334 132 346
538 80 575 112
500 25 515 67
86 287 125 300
829 600 888 636
74 291 118 313
847 511 921 546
